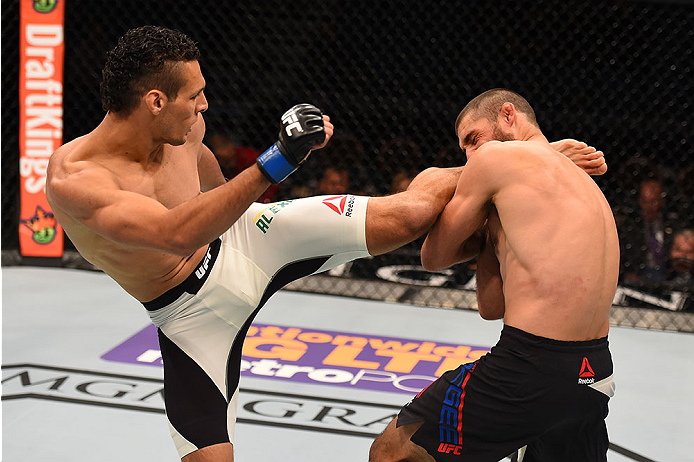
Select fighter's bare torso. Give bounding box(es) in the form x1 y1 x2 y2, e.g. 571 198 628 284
485 141 619 340
423 137 619 341
46 116 209 302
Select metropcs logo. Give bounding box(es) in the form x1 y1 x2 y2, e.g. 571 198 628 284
322 195 355 217
577 357 595 384
102 323 491 395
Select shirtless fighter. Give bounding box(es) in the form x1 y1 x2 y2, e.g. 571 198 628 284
46 26 608 462
369 89 619 462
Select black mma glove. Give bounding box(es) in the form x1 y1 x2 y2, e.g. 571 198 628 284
256 103 325 184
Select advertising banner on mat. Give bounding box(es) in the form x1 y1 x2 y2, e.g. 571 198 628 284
19 0 65 257
102 323 491 395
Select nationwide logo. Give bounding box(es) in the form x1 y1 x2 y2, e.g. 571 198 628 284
322 195 355 217
102 323 491 395
578 357 595 384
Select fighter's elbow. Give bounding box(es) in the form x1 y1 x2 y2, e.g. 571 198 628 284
158 228 201 257
160 239 196 257
478 308 503 320
421 250 445 272
477 301 505 320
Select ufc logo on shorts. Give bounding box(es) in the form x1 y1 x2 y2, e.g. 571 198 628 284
282 109 304 136
437 443 462 455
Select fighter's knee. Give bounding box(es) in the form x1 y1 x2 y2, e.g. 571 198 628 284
399 193 442 235
369 419 431 462
369 433 397 462
368 435 382 462
369 419 399 462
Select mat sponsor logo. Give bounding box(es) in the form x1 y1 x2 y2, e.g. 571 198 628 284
1 364 401 437
1 364 165 412
239 390 398 436
0 365 639 462
102 323 491 394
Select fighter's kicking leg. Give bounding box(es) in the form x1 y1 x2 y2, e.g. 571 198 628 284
366 167 462 255
158 166 462 462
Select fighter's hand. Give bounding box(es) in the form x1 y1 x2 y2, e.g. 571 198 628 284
551 139 608 176
256 103 326 184
310 115 333 151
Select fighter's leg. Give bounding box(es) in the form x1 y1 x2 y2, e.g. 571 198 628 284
236 166 461 278
366 167 461 256
369 418 435 462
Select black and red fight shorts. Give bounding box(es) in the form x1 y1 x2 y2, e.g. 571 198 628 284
396 325 614 462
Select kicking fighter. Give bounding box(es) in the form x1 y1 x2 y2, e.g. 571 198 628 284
370 89 619 462
46 26 608 462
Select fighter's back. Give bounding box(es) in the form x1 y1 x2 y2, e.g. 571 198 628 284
487 140 619 340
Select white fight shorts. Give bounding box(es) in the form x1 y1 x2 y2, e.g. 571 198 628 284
142 195 370 458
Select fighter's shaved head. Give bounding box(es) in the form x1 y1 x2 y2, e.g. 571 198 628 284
455 88 539 133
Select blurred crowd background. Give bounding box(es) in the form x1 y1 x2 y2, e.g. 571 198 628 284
2 0 692 313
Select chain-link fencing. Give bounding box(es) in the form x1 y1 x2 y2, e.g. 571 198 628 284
2 0 693 331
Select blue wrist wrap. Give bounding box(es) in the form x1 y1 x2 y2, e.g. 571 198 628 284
256 143 296 184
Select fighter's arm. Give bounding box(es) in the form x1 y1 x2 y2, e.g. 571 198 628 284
475 229 505 320
189 114 226 191
197 143 226 191
48 162 270 256
421 144 505 271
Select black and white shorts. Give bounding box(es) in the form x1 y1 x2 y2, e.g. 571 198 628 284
397 324 615 462
142 195 370 458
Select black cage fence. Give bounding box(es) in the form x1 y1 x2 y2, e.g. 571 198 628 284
2 0 693 329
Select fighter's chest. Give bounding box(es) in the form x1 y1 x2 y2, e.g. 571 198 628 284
118 148 201 209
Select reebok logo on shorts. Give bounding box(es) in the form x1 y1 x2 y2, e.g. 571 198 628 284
322 195 355 217
577 357 595 384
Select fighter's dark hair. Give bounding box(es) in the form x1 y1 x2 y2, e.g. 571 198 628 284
455 88 539 132
100 25 200 114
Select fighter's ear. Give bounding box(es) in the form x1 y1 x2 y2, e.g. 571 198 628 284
144 89 167 115
500 102 516 127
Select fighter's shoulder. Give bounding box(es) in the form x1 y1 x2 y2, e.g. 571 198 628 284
477 140 545 166
48 138 119 196
463 141 539 188
465 141 513 170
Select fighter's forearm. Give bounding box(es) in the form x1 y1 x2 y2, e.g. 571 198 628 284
164 165 270 255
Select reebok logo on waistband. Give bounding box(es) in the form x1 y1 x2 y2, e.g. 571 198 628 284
577 357 595 384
